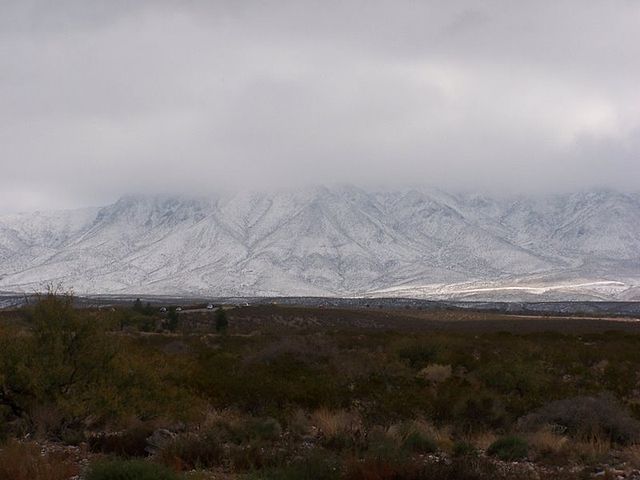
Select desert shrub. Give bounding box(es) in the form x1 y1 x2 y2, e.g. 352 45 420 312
364 422 437 465
345 455 585 480
418 457 503 480
0 417 6 443
453 440 478 457
215 308 228 333
397 343 438 368
0 295 195 438
166 308 179 332
0 440 78 480
417 363 452 383
0 291 118 427
312 408 364 449
343 457 421 480
402 429 437 453
85 459 179 480
526 426 569 461
156 432 224 470
567 436 611 464
487 435 529 461
343 456 512 480
193 352 343 412
621 444 640 470
244 417 282 441
365 426 406 462
250 449 340 480
477 360 552 416
228 441 290 471
352 372 430 421
27 404 68 440
287 408 311 438
422 456 587 480
89 425 155 457
205 416 282 445
245 335 336 366
441 389 507 432
518 394 640 445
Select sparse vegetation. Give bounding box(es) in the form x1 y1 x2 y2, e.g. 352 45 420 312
86 459 179 480
2 293 640 478
487 435 529 461
167 306 179 332
215 307 228 333
0 439 78 480
518 394 640 444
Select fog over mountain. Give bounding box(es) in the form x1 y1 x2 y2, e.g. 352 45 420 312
1 186 639 301
1 2 639 300
1 1 640 213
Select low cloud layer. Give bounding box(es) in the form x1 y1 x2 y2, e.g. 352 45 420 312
1 0 639 212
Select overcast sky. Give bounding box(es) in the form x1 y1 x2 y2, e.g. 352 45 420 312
1 0 639 212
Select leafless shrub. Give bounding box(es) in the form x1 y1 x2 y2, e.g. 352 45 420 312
518 394 640 445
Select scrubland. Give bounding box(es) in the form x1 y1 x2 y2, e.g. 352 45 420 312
2 292 640 479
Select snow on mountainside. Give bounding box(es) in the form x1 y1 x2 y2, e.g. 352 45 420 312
0 186 639 300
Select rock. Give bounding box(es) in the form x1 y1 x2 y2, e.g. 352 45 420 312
145 428 176 454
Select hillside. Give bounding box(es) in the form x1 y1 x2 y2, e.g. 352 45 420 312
1 186 639 300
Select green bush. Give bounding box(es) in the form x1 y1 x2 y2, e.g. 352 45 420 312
215 307 229 333
0 290 118 429
403 430 437 453
452 392 507 431
487 436 528 461
246 417 282 441
452 440 477 457
86 459 179 480
167 308 179 332
365 427 405 462
397 344 438 368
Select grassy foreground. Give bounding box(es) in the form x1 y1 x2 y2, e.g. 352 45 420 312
2 292 640 479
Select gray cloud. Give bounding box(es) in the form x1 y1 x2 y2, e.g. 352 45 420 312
1 0 639 212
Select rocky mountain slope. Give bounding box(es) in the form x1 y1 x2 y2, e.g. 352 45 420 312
0 187 639 300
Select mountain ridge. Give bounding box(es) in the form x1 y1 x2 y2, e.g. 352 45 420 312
1 186 639 300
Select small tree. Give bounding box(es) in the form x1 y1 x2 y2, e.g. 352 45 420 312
166 307 179 332
143 302 154 316
133 298 143 313
0 287 117 427
215 307 228 333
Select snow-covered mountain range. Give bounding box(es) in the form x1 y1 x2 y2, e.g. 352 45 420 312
1 186 639 300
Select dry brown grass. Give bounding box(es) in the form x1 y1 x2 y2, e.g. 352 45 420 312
0 440 78 480
528 426 569 456
198 408 247 433
417 364 452 383
570 435 612 463
621 444 640 469
311 408 363 444
399 419 452 451
471 431 498 451
523 426 612 465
